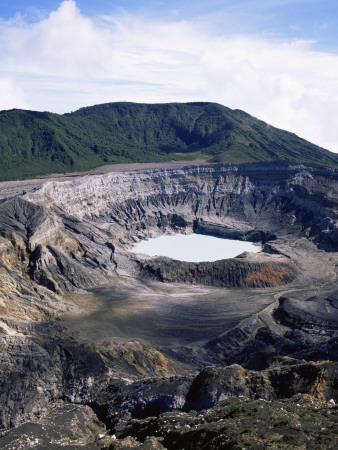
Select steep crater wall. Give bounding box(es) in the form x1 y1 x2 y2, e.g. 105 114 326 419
0 161 332 298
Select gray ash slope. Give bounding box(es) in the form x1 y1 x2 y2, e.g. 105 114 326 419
0 161 337 448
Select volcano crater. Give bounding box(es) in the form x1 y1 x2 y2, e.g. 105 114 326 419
0 161 337 437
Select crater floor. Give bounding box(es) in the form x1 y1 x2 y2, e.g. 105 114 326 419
62 277 276 347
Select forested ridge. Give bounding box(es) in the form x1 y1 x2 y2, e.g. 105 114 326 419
0 101 337 180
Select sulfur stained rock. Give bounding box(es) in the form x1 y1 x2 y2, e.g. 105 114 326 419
137 254 296 288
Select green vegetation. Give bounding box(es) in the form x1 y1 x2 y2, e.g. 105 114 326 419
116 395 338 449
0 101 337 181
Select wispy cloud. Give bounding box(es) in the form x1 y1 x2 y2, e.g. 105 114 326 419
0 0 338 152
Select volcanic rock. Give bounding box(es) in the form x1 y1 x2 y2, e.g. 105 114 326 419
0 161 337 448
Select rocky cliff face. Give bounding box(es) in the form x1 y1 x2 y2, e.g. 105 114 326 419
23 162 338 242
0 161 337 448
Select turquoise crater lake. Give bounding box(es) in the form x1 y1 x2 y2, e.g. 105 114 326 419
131 234 261 262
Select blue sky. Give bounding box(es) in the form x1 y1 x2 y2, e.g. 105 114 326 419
0 1 338 152
2 0 337 49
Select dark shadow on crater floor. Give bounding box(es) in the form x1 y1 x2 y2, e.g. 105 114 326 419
62 276 278 347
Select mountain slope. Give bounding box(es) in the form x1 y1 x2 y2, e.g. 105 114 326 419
0 102 337 180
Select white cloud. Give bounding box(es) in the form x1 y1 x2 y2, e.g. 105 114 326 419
0 0 338 152
0 77 27 110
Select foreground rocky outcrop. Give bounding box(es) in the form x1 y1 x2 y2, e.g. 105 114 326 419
1 394 337 449
0 160 337 448
113 394 338 450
